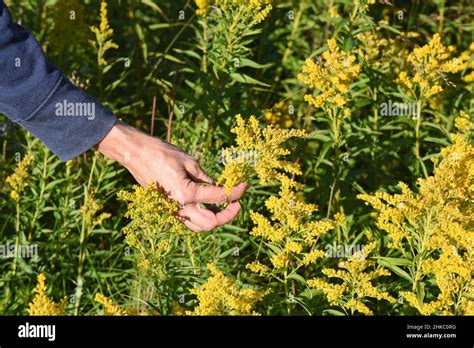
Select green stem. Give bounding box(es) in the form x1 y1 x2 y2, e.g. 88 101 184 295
327 107 341 227
12 201 20 276
73 154 97 315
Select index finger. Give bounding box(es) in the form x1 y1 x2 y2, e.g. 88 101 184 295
186 181 248 204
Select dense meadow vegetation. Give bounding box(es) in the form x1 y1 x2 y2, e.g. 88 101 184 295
0 0 473 316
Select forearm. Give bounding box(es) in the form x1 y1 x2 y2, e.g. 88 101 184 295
0 1 116 161
97 121 146 167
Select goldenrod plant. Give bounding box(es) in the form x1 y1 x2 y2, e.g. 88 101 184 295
28 274 67 316
1 0 473 317
186 263 267 315
359 127 474 315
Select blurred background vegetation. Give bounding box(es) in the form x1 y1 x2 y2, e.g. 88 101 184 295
0 0 472 315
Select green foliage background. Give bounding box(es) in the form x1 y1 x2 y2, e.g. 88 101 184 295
0 0 472 315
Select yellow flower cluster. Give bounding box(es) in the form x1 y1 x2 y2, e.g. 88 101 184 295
195 0 212 16
454 110 473 137
401 245 472 315
456 42 474 83
195 0 273 23
186 264 267 315
217 117 336 282
398 33 459 98
217 115 306 193
298 38 360 113
6 154 33 202
307 243 395 315
264 101 294 128
80 191 111 227
247 175 335 272
95 293 128 316
90 0 118 66
327 5 340 19
28 274 67 316
359 133 474 315
355 31 389 66
117 185 194 279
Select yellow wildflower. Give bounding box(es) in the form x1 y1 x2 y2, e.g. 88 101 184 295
301 249 325 266
28 274 67 316
298 38 360 111
6 154 33 202
246 261 269 276
454 110 473 138
264 101 294 128
455 42 474 83
217 115 306 193
398 33 459 98
334 212 346 227
328 5 340 19
307 278 347 303
118 185 193 279
95 293 127 316
218 0 272 20
195 0 212 15
285 241 303 253
270 252 288 268
199 0 273 23
308 243 395 315
186 264 267 316
359 135 474 315
265 175 317 231
90 0 119 66
80 192 102 224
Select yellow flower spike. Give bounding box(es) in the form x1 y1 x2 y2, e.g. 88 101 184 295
398 33 460 99
454 111 473 137
300 249 325 266
28 273 67 316
95 293 127 316
217 115 306 194
308 243 395 315
195 0 212 15
334 212 346 227
187 264 267 316
270 252 289 268
90 0 119 66
200 0 273 22
246 261 269 276
285 241 303 254
264 101 294 129
6 154 33 202
359 134 474 315
299 38 360 111
118 185 194 279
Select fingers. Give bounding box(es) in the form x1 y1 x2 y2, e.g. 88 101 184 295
182 219 203 232
184 160 215 184
179 201 242 232
185 180 248 205
183 160 248 204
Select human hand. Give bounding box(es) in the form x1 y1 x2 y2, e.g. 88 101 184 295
97 121 248 231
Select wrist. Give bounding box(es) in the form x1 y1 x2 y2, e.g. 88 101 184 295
97 120 143 167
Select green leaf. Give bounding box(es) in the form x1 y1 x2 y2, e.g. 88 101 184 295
287 273 306 285
377 259 413 283
376 256 413 266
239 58 272 69
323 309 346 316
230 73 270 87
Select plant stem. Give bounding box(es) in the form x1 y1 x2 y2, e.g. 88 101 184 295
73 154 97 315
11 201 20 276
327 107 341 229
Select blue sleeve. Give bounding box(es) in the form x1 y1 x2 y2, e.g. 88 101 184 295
0 1 116 161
